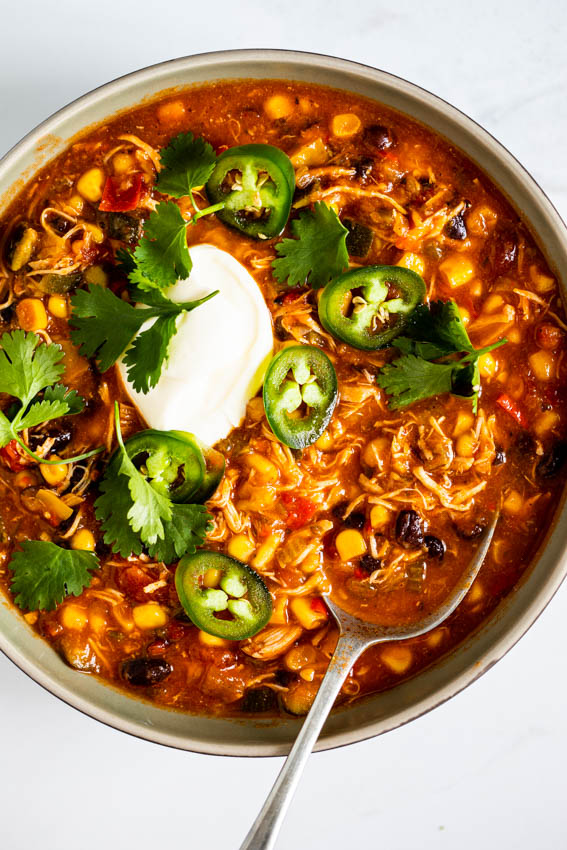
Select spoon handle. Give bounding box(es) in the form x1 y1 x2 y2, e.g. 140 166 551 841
239 631 368 850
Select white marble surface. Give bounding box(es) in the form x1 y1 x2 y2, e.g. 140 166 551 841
1 2 567 848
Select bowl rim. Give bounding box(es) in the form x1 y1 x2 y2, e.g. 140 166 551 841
1 48 567 757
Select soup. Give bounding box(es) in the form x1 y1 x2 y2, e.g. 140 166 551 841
0 80 565 717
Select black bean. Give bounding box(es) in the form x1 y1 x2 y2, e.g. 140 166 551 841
121 657 172 686
344 512 366 530
274 669 294 688
445 213 467 240
332 501 349 521
364 124 396 151
486 224 518 275
240 686 277 713
424 535 445 560
28 427 73 453
358 554 381 574
455 522 485 540
353 157 374 180
493 447 506 466
515 432 535 455
536 442 567 478
395 510 424 549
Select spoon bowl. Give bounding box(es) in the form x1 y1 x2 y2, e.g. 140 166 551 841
240 508 500 850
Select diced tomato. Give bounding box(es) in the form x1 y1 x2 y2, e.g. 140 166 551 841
353 566 367 580
310 598 327 614
99 173 143 212
281 493 317 529
215 144 229 155
116 565 168 604
282 287 308 305
146 639 168 657
0 440 29 472
496 393 528 429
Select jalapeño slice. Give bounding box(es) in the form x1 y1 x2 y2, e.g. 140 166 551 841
263 344 338 449
206 144 294 239
118 429 224 504
318 265 426 350
175 551 273 640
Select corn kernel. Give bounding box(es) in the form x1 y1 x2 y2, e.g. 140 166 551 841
83 265 108 287
133 602 168 630
507 327 521 343
426 628 446 649
467 582 483 604
76 167 105 203
285 644 316 671
290 597 327 630
290 138 329 168
469 280 483 298
83 222 105 243
529 349 556 381
466 205 497 236
478 352 498 378
363 437 390 469
503 489 524 516
89 610 107 634
381 646 413 674
14 470 38 489
530 264 555 293
439 254 475 288
66 194 84 213
71 528 96 551
24 611 39 625
534 410 560 437
113 603 134 633
370 504 391 530
456 431 478 458
315 430 333 451
59 604 88 631
158 100 186 124
198 630 229 648
335 529 367 561
48 295 68 318
483 293 505 314
37 489 73 522
227 534 255 563
16 298 47 331
264 94 294 120
300 667 316 682
112 152 136 174
459 306 471 326
452 410 475 437
202 567 222 588
270 595 289 625
243 452 279 483
331 113 362 137
397 252 425 276
40 456 69 486
251 533 282 569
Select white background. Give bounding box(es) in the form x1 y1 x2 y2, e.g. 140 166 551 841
1 2 567 848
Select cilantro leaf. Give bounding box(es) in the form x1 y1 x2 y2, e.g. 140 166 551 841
0 330 64 406
70 284 217 394
377 355 455 409
156 132 217 199
405 301 475 354
377 300 507 410
94 405 212 562
272 202 349 289
70 285 147 371
0 331 100 464
134 201 191 288
9 541 99 611
148 503 212 563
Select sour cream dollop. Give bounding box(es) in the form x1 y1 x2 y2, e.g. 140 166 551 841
119 244 273 445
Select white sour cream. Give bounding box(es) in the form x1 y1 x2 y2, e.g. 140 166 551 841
118 244 273 446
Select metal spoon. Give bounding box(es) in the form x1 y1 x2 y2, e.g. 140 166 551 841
239 509 500 850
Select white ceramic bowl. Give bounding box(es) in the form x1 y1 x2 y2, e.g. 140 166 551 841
1 49 566 756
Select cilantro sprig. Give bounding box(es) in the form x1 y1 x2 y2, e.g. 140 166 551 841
10 540 99 611
70 283 218 394
0 330 102 464
377 301 507 411
272 202 349 289
94 404 212 563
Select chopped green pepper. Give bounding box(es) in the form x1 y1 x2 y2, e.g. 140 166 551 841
318 265 426 350
117 429 224 504
175 551 272 640
263 344 338 449
206 144 294 239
